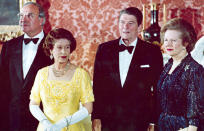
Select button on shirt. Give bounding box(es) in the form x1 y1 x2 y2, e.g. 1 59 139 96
119 38 137 87
23 30 44 78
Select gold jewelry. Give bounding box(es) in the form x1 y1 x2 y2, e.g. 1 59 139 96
52 63 69 77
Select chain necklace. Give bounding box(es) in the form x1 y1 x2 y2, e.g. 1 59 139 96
52 63 69 77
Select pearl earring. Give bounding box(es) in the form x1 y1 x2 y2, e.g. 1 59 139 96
50 54 53 59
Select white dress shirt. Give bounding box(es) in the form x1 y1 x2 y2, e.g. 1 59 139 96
191 36 204 67
22 30 44 78
119 38 137 87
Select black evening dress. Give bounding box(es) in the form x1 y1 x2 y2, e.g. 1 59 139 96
157 54 204 131
198 71 204 131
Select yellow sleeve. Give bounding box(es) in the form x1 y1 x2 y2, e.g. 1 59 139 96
79 68 95 104
30 69 44 104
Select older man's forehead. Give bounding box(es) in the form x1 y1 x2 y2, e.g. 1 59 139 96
20 4 39 14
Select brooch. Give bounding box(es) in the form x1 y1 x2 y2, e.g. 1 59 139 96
184 65 190 71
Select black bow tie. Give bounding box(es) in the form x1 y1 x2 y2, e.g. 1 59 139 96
118 44 134 54
24 38 39 44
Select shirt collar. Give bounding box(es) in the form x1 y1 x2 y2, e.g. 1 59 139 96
120 37 138 47
24 30 44 39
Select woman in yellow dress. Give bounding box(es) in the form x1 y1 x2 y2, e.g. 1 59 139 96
29 28 94 131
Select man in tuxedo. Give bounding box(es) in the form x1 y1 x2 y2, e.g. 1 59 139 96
92 7 163 131
0 2 52 130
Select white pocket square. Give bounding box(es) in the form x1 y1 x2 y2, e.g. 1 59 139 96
140 64 150 68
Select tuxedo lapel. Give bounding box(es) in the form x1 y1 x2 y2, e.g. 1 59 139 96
128 39 144 71
110 39 122 88
13 36 24 82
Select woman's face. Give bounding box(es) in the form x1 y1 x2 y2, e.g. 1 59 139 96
51 38 71 64
163 30 186 57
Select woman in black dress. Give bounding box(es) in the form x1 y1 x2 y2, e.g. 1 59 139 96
157 18 204 131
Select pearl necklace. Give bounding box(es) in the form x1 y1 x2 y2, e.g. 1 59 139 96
52 63 69 77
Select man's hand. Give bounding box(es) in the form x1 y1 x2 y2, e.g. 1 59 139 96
178 127 188 131
147 124 154 131
179 125 197 131
92 119 101 131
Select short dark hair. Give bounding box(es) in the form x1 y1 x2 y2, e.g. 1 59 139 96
119 7 143 26
160 18 197 53
23 2 46 25
43 28 76 56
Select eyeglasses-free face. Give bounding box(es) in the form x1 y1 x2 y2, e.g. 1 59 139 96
119 14 139 45
163 30 187 58
19 4 43 37
50 38 71 65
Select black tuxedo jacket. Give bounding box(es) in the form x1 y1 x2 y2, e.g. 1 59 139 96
92 38 163 130
0 34 53 131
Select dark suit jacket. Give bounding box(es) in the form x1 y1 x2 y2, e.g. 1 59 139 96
92 38 163 131
0 34 53 131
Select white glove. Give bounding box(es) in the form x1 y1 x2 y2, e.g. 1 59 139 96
47 124 63 131
41 119 53 131
53 106 89 129
29 104 53 130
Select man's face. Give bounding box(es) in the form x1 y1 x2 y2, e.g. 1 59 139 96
19 4 43 37
119 14 139 45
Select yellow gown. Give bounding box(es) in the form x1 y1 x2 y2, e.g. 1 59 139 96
30 67 94 131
